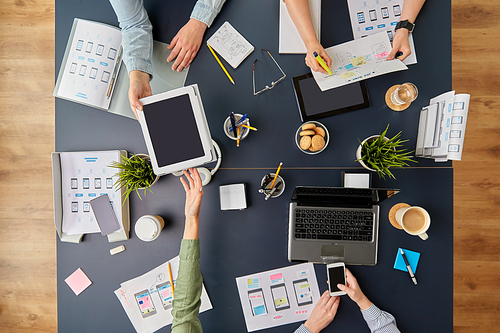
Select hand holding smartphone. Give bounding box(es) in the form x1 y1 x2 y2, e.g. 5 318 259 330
327 262 347 296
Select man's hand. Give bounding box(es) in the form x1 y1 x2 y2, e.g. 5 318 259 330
337 268 372 310
128 70 152 120
303 290 340 333
167 18 207 72
387 28 411 61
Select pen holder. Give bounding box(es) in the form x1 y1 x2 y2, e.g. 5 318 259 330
260 173 285 199
224 114 251 141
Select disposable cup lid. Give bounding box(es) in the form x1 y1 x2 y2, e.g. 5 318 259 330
135 216 160 241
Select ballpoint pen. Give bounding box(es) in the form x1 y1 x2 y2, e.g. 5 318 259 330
313 51 333 75
228 114 248 132
107 46 123 98
207 43 235 85
265 181 282 200
241 124 258 131
229 112 238 138
400 248 417 285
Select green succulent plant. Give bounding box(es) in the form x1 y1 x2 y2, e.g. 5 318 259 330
109 154 156 204
357 125 417 179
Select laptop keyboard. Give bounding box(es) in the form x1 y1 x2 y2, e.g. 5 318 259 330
294 208 374 242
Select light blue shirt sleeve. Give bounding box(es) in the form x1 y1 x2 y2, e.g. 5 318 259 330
109 0 153 76
361 304 401 333
190 0 227 27
293 324 312 333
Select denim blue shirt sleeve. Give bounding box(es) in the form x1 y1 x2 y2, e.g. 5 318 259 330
109 0 226 76
109 0 153 76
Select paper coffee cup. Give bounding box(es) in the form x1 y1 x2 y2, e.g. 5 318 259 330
135 215 165 242
395 206 430 240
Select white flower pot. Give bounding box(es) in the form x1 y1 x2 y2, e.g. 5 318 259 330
355 135 390 172
134 153 160 189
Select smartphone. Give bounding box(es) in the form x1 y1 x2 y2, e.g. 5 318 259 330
369 9 377 21
270 283 290 311
248 288 267 316
157 281 174 310
293 278 313 306
393 5 401 16
381 7 389 19
89 194 120 235
134 289 157 318
327 262 347 296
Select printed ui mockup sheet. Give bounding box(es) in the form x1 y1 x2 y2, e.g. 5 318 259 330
236 263 320 332
114 257 213 333
347 0 417 65
312 32 407 91
55 19 123 110
60 151 123 235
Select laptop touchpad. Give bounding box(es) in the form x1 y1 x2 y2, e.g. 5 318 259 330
321 245 345 262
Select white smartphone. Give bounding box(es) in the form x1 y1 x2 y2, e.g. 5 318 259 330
134 289 157 318
270 283 290 311
156 281 173 310
326 262 347 296
248 288 267 316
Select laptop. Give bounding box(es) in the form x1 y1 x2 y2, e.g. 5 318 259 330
288 186 399 265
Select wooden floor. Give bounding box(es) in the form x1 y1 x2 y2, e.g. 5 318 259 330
0 0 498 331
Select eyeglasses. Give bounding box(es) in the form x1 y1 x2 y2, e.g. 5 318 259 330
253 49 287 96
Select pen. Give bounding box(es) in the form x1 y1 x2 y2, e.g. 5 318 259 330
241 124 257 131
167 261 175 298
400 248 417 285
228 114 248 132
107 45 123 98
265 181 282 200
207 43 235 85
229 112 238 138
313 51 333 75
270 162 283 189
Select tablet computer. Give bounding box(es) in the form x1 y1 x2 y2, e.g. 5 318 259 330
138 85 215 176
292 73 370 121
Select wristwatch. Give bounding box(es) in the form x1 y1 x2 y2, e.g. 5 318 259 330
395 19 415 33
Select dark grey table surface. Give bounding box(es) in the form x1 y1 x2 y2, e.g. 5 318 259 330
55 0 452 332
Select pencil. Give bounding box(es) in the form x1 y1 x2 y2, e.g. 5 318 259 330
107 46 123 98
167 261 175 298
207 44 235 85
237 126 240 147
241 124 258 131
270 162 283 189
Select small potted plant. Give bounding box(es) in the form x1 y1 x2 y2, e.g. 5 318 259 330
355 125 416 179
109 153 159 203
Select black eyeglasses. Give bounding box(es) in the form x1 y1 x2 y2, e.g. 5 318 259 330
253 49 287 96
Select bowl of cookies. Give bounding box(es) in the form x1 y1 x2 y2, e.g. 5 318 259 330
295 121 329 155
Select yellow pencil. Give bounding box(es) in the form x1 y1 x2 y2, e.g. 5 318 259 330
168 261 175 298
241 124 258 131
270 162 283 189
237 126 240 147
207 44 235 85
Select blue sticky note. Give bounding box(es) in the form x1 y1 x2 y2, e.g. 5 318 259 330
394 248 420 273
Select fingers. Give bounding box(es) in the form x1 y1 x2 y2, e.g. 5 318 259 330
180 176 189 192
181 168 203 191
172 48 190 72
387 47 398 60
167 36 180 62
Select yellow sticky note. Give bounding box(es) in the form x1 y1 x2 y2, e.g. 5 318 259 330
275 297 287 306
351 56 367 67
340 71 356 79
300 283 311 289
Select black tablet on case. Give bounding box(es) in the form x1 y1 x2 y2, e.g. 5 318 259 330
292 73 371 121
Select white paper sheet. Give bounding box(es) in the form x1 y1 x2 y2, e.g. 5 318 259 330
236 263 319 332
60 151 124 235
279 0 321 54
207 21 254 69
312 32 407 91
347 0 417 65
56 19 122 110
115 256 213 333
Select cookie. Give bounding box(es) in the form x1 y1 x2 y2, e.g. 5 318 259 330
300 130 316 136
301 123 316 131
313 126 325 137
299 135 312 150
311 134 325 151
309 145 320 152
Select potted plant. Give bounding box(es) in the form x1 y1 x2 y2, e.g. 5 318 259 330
109 153 159 203
355 125 416 179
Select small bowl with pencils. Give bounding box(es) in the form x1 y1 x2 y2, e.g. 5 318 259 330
259 162 285 200
223 112 257 147
295 121 329 155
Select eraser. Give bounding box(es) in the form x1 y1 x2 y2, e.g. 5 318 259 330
110 245 125 255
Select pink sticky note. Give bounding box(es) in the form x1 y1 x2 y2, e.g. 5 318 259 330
376 51 389 59
65 268 92 296
270 273 282 280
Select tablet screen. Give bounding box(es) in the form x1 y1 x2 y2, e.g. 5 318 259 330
142 94 204 167
293 74 370 121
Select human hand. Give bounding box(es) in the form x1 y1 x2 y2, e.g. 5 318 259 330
167 18 207 72
387 29 411 61
303 290 340 333
305 42 332 75
180 168 204 219
128 70 152 120
337 268 372 310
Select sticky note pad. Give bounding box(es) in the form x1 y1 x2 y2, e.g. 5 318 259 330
394 248 420 273
219 183 247 210
65 268 92 296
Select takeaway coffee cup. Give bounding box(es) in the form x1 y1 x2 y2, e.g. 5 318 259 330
395 206 430 240
135 215 165 242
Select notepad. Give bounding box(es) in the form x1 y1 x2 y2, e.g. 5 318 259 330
207 21 254 69
65 268 92 296
219 183 247 210
393 248 420 273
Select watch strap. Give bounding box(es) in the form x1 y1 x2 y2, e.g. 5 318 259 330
395 19 414 33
